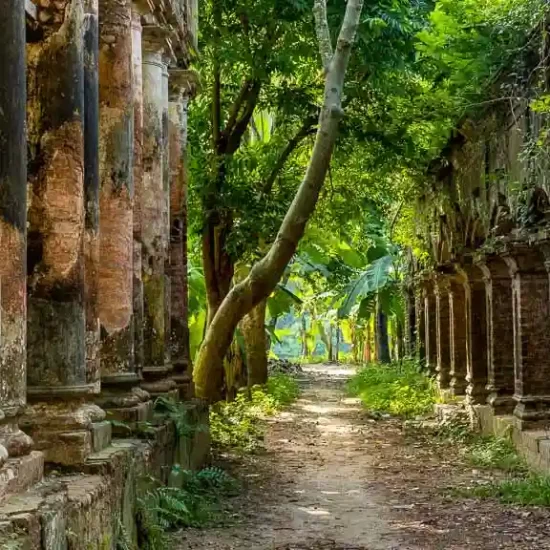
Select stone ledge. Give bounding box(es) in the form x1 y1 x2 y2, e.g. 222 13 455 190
472 404 550 472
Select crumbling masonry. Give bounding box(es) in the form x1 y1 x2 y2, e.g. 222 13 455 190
407 25 550 470
0 1 203 547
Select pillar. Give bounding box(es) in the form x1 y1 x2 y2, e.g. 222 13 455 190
449 274 468 395
415 288 425 361
23 0 106 466
0 0 36 473
478 257 515 414
434 275 451 389
131 7 145 375
423 279 437 375
404 284 416 356
140 27 176 396
96 0 150 418
462 264 489 404
504 243 550 429
83 0 101 400
168 70 195 397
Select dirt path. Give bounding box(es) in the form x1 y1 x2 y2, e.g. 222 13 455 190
176 364 550 550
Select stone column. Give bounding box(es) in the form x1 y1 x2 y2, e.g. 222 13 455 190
504 243 550 429
434 275 451 389
23 0 106 466
415 289 425 361
140 27 176 396
423 279 437 375
132 7 145 376
462 264 489 404
96 0 150 419
478 257 515 414
83 0 101 400
0 0 39 481
168 70 195 397
449 275 468 395
404 284 416 356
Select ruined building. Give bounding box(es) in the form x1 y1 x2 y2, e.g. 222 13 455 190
0 0 203 546
409 27 550 469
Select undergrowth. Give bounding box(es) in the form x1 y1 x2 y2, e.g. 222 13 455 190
137 467 239 549
346 360 436 418
467 474 550 506
210 373 300 452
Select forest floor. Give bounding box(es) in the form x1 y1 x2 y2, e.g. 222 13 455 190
175 364 550 549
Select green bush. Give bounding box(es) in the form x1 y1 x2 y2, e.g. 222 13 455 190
210 374 300 452
347 360 436 418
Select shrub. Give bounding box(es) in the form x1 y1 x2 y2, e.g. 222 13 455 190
468 474 550 506
210 374 300 452
347 360 435 418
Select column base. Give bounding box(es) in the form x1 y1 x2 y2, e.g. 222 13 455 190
513 396 550 430
141 364 177 398
172 372 194 400
0 451 44 504
20 402 108 466
466 383 489 405
488 392 516 415
450 378 467 396
437 370 451 390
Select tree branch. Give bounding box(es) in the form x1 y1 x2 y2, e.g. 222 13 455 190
193 0 364 400
262 117 318 195
313 0 333 73
223 78 253 141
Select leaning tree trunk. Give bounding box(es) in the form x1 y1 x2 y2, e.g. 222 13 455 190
241 299 268 387
376 305 391 364
193 0 365 400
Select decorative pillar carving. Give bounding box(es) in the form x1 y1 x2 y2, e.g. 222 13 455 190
478 256 515 414
423 278 437 375
504 242 550 429
0 0 41 486
449 273 468 395
434 274 451 389
168 70 197 397
140 27 176 396
23 0 106 465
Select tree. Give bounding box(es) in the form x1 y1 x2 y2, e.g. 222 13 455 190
193 0 365 400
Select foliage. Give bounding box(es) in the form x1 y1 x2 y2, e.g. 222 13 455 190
347 360 436 417
466 436 526 473
467 474 550 506
137 468 239 549
154 397 208 438
210 374 300 452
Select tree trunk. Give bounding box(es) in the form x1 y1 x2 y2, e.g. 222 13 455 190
328 324 333 362
376 305 391 364
242 299 268 387
301 316 310 358
192 0 365 400
364 321 372 363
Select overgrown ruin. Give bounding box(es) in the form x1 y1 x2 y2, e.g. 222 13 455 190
0 1 205 547
409 25 550 466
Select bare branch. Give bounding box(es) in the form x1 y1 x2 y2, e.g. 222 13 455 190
223 79 253 140
313 0 333 72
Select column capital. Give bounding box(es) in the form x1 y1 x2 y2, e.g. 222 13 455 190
168 68 200 100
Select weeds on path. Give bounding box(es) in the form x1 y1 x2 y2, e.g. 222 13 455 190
347 360 436 418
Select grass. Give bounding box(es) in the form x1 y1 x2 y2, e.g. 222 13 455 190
210 373 300 452
468 474 550 505
346 359 436 418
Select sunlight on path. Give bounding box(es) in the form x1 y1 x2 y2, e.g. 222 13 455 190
177 363 417 550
